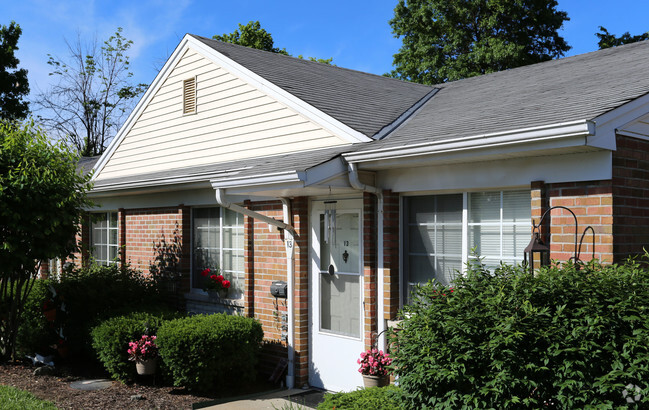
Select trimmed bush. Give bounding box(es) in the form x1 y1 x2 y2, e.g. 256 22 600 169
317 386 402 410
91 310 181 381
157 313 263 392
391 258 649 408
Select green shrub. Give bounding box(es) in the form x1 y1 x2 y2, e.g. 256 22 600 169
17 263 168 361
15 279 54 356
157 313 263 392
391 257 649 408
91 310 181 381
317 386 402 410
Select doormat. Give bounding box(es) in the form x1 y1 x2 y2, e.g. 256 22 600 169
286 389 326 409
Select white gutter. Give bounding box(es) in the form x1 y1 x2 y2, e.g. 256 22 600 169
214 188 296 388
344 120 595 163
346 163 386 351
280 198 295 389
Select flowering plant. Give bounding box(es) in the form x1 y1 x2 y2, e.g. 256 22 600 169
127 335 158 362
201 268 231 292
358 348 392 377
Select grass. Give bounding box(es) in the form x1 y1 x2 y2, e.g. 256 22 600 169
0 385 57 409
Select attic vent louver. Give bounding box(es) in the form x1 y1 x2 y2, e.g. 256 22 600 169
183 77 197 114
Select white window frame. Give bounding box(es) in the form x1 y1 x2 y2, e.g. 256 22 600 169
190 207 245 299
401 189 531 303
90 211 119 266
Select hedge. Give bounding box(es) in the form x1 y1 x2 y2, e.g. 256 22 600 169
391 257 649 408
157 313 264 393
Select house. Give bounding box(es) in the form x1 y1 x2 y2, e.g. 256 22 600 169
81 34 649 392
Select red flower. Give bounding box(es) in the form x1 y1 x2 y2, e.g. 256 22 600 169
210 274 217 280
222 280 231 289
216 275 224 283
201 268 210 277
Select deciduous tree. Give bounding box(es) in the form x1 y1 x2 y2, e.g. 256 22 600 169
597 26 649 49
0 21 29 121
35 28 146 156
389 0 571 84
0 121 93 361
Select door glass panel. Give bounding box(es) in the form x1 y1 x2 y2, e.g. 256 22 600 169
320 274 361 338
319 212 360 274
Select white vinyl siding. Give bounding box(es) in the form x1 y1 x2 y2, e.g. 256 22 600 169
404 190 531 300
98 48 351 180
192 207 244 300
91 212 119 265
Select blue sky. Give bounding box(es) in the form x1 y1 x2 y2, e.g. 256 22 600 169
3 0 649 102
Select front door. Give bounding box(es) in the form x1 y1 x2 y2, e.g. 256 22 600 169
309 199 365 391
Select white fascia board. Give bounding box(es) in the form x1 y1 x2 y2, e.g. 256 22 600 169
92 35 195 180
189 37 371 144
343 119 595 163
592 92 649 150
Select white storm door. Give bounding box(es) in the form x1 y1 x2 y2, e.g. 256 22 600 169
309 199 365 392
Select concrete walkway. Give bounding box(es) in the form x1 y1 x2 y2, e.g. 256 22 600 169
197 388 324 409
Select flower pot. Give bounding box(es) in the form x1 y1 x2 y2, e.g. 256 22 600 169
136 358 157 376
362 374 390 388
207 289 228 301
218 288 228 299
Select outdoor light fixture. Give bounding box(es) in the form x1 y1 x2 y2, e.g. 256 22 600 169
524 205 595 274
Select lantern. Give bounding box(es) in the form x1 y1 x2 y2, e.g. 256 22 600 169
524 228 550 274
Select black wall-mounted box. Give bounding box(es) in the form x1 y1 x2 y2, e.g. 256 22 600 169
270 281 288 298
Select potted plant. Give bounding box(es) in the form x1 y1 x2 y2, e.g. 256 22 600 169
357 348 392 387
127 334 159 375
201 268 231 300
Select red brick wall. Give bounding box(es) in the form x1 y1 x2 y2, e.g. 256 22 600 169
383 190 400 321
291 197 310 387
363 193 377 350
612 135 649 261
531 180 614 263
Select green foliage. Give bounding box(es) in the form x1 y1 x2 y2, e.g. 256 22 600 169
16 263 168 361
36 27 147 156
597 26 649 49
157 313 263 393
14 279 53 355
391 258 649 408
388 0 571 84
317 386 402 410
91 310 180 381
0 385 57 410
0 21 29 121
213 21 333 65
0 121 92 361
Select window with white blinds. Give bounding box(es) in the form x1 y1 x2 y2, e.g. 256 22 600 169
404 190 531 300
91 212 119 265
192 207 244 299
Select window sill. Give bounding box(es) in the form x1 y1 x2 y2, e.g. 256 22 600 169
184 291 244 308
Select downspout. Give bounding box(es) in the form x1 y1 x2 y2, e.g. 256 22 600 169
346 163 386 351
214 188 296 388
280 198 295 389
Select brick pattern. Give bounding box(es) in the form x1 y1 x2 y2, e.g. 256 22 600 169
363 193 377 350
531 180 614 263
383 190 400 321
612 135 649 261
291 197 310 387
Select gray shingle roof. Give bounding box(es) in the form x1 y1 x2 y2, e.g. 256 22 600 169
360 39 649 151
190 35 434 139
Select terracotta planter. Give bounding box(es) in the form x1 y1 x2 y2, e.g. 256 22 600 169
136 358 158 375
362 374 390 388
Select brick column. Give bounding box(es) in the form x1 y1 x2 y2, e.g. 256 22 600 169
292 196 310 387
363 192 377 350
383 190 400 320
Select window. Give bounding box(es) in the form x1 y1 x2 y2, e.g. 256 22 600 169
192 207 244 299
183 77 196 114
403 190 530 300
91 212 119 265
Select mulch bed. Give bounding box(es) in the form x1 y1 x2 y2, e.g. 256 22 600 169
0 360 276 409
